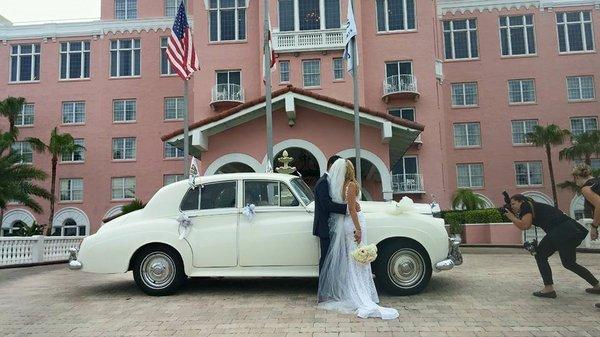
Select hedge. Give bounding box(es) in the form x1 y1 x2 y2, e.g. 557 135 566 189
440 208 510 234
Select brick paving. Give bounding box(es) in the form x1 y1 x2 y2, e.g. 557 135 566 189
1 248 600 337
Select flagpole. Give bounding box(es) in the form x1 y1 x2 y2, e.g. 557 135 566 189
350 0 361 188
183 79 190 176
264 0 274 171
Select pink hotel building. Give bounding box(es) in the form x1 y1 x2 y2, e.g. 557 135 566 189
0 0 599 237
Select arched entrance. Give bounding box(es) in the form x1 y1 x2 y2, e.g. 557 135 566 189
2 209 36 236
345 158 383 201
205 153 262 175
273 147 321 188
216 162 255 174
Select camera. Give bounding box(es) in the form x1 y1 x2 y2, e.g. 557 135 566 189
497 191 512 214
523 239 538 256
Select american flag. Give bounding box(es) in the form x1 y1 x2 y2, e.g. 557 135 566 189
167 2 200 80
262 15 276 83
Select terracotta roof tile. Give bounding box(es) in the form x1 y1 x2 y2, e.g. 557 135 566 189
161 85 425 141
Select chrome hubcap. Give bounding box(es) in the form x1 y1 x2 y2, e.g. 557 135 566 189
140 252 176 290
388 248 425 288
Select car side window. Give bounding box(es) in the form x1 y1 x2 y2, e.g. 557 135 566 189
280 183 299 207
244 181 299 207
180 181 237 211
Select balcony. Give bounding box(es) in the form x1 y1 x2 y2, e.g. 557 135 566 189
210 84 244 110
272 28 345 53
382 75 420 102
392 174 425 194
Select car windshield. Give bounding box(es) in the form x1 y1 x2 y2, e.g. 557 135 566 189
290 178 314 205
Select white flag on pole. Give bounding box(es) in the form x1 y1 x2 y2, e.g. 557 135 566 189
343 2 358 75
188 156 200 187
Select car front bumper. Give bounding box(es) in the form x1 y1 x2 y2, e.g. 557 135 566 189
68 248 82 270
435 237 463 271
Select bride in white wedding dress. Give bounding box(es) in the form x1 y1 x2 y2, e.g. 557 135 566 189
317 158 399 320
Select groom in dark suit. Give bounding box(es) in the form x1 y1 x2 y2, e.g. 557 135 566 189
313 155 358 272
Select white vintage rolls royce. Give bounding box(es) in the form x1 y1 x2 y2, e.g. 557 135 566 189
68 173 461 296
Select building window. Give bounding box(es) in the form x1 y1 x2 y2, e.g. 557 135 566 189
453 122 481 148
457 163 484 188
515 161 543 186
451 82 478 107
160 37 176 76
112 137 136 160
302 60 321 87
15 103 34 127
215 70 242 100
61 139 85 163
60 41 90 80
164 174 185 186
557 11 594 53
164 97 184 120
165 0 185 17
499 15 535 56
110 39 141 77
508 79 536 104
511 120 538 145
209 0 247 42
112 177 136 200
60 178 83 202
567 76 595 101
62 101 86 124
443 19 478 60
57 218 87 236
279 0 340 32
115 0 137 19
10 44 40 82
113 99 137 122
571 117 598 136
279 60 290 83
11 141 33 164
164 142 184 158
376 0 416 32
389 107 415 121
333 58 344 80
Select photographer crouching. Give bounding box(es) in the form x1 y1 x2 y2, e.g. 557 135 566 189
503 194 600 298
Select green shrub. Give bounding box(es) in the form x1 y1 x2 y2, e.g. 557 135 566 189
442 208 508 229
121 198 145 215
14 221 45 236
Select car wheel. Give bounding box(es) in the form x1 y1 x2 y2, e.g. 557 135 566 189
133 245 186 296
373 239 432 296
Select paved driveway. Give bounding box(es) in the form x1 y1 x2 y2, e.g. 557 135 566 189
1 248 600 337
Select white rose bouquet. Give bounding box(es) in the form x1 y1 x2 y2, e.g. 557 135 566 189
351 244 378 264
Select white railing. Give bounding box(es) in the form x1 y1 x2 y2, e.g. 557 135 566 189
272 28 345 52
211 84 244 104
0 236 83 267
383 75 418 97
392 173 424 193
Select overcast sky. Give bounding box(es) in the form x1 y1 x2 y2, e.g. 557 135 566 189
0 0 100 24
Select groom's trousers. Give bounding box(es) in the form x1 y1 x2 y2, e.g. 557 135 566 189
319 236 330 272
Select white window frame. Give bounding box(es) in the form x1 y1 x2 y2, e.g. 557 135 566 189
514 161 543 186
113 99 137 123
164 97 184 120
15 103 34 127
111 177 136 200
511 119 538 145
110 39 141 78
165 0 185 17
456 163 484 188
279 60 290 83
453 122 481 148
570 116 598 136
508 79 536 104
61 101 86 125
556 11 594 54
59 41 91 80
443 19 478 60
302 59 321 88
164 174 185 186
164 142 184 159
10 43 40 83
278 0 341 32
60 139 85 163
566 75 595 101
11 141 33 164
451 82 478 107
376 0 417 32
160 37 176 76
333 57 344 80
112 137 136 161
59 178 83 202
115 0 137 20
499 15 536 56
209 0 248 42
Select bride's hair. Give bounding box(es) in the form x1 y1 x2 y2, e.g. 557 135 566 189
345 160 358 186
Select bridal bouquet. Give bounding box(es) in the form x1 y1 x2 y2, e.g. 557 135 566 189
351 244 378 264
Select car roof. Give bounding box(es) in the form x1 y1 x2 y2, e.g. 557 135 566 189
195 172 299 184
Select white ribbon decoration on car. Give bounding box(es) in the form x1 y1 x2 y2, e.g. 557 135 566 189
242 204 256 222
176 212 192 240
387 196 419 215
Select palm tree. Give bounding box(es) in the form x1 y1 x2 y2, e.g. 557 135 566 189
526 124 570 208
558 130 600 192
451 188 487 211
0 97 26 136
26 128 84 234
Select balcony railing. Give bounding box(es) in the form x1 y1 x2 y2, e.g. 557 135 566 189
392 173 425 193
382 75 420 102
210 83 244 109
272 28 345 53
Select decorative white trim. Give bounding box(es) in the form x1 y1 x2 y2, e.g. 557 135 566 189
438 0 600 16
570 194 586 219
52 207 90 234
522 191 554 205
2 209 35 229
205 153 262 175
335 149 393 201
104 205 124 220
203 0 251 10
261 139 328 175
